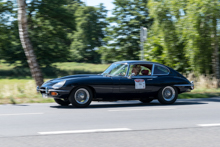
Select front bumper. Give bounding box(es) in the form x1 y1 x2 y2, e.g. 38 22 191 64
37 86 71 99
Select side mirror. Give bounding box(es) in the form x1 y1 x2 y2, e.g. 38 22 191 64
128 73 135 79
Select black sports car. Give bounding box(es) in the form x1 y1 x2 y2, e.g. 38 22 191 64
37 61 194 108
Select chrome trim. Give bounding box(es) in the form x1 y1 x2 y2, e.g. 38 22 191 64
174 84 192 86
37 86 39 92
49 89 70 92
38 88 45 91
131 76 157 79
126 64 130 77
152 64 155 76
191 81 194 90
74 88 90 104
45 87 49 94
162 86 176 101
38 88 70 93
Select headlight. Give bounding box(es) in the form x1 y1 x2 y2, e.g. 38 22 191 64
52 81 66 89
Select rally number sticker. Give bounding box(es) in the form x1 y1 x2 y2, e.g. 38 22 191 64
134 79 145 89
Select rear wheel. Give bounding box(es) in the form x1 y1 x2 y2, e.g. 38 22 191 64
69 87 93 108
158 86 178 104
54 98 70 106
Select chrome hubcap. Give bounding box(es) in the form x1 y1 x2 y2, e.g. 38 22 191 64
162 86 175 101
75 88 90 104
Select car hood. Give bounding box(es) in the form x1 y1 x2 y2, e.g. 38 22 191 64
56 74 101 80
42 74 102 86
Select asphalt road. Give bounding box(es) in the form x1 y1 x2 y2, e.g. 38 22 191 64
0 98 220 147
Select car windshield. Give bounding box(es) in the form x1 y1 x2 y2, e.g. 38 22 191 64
102 63 128 77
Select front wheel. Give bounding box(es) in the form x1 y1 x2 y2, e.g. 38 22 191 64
158 86 178 104
69 87 93 108
54 98 70 106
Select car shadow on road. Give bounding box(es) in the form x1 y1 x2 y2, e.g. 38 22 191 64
50 100 208 109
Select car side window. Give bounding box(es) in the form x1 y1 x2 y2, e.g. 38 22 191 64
109 64 128 76
153 65 169 75
140 65 151 75
128 64 152 76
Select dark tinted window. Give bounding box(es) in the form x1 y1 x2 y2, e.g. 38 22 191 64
153 65 169 75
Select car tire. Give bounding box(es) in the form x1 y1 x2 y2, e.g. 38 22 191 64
140 98 154 103
54 98 70 106
69 87 93 108
158 86 178 104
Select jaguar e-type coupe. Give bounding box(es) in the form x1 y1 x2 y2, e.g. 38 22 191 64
37 61 194 108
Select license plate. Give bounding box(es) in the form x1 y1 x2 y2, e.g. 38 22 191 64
42 93 48 98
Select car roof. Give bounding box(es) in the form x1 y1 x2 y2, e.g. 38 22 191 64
114 60 164 66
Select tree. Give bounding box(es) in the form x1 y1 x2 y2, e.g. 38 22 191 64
147 0 220 83
0 1 22 63
182 0 220 86
17 0 44 86
69 4 108 63
146 0 189 72
1 0 80 67
99 0 153 63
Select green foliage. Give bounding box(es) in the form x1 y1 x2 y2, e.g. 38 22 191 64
69 4 108 63
147 0 220 74
1 0 220 76
146 0 189 72
0 1 23 65
99 0 153 63
181 0 220 74
25 0 80 66
0 0 81 67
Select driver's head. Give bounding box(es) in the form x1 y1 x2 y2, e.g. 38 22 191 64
132 65 141 75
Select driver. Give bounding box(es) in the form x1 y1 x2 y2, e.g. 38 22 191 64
132 65 141 76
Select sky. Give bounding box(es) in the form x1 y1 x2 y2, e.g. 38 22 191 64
85 0 115 16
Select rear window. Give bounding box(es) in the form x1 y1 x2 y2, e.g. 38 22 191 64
153 65 169 75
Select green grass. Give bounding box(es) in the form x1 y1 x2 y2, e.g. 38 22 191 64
178 88 220 99
179 92 220 99
53 62 109 72
0 79 54 104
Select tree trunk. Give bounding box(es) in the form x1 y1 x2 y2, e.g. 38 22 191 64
212 17 220 88
17 0 44 87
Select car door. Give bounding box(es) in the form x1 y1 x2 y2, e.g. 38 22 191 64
139 75 159 98
118 76 142 99
91 76 115 99
139 64 171 98
118 64 149 99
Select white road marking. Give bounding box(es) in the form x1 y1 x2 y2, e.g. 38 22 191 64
108 107 175 112
197 123 220 127
38 128 132 135
0 113 44 116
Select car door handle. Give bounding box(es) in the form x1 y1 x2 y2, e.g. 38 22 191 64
147 79 153 80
